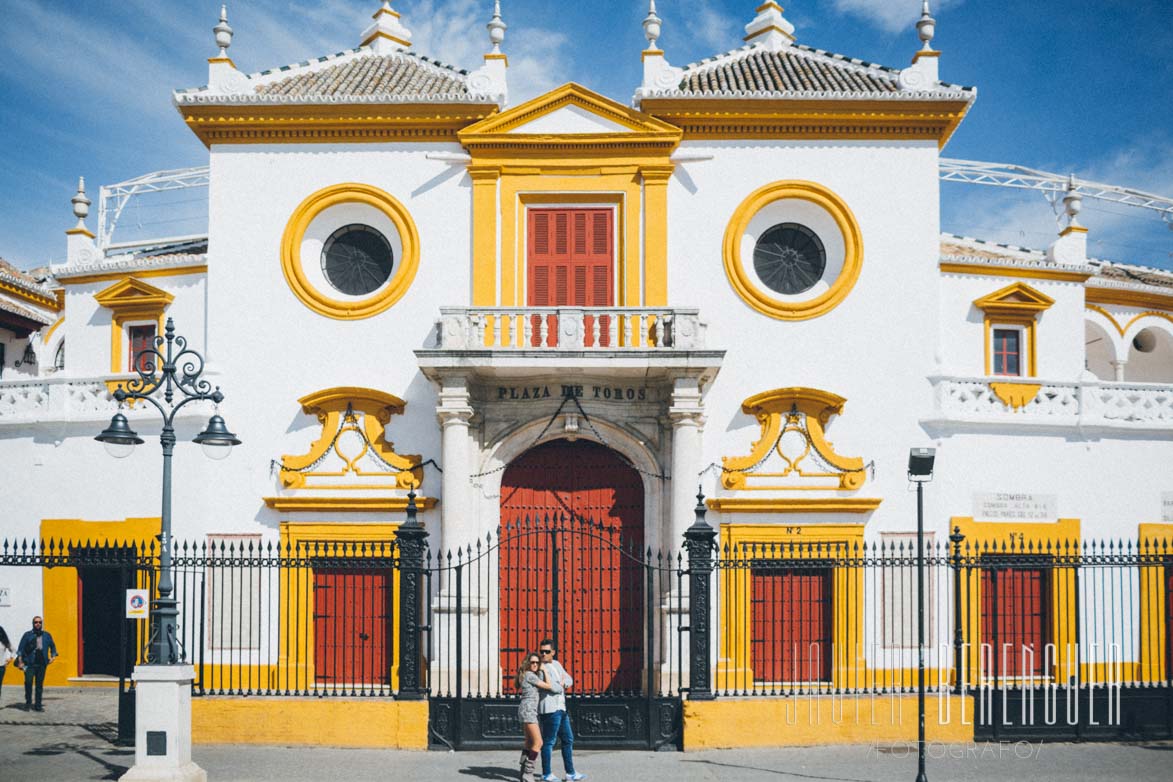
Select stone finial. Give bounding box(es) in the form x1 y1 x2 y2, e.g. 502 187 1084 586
744 1 795 50
71 177 91 228
916 0 936 53
1048 175 1088 263
213 5 233 58
361 1 413 52
1063 175 1083 229
487 0 507 55
643 1 663 51
65 176 98 262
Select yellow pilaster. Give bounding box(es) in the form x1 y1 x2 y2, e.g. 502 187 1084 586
470 167 500 306
641 165 674 306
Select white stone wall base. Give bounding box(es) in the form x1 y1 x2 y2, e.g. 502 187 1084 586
119 762 207 782
119 664 206 782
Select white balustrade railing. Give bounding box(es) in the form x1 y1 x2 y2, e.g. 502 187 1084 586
434 307 706 351
929 376 1173 428
0 374 211 424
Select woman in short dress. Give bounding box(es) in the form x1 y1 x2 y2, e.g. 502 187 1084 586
517 651 558 782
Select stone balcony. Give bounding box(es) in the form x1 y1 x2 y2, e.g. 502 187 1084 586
924 375 1173 432
0 374 212 426
418 306 723 383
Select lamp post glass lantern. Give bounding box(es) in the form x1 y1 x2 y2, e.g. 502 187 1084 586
907 447 935 782
94 317 239 665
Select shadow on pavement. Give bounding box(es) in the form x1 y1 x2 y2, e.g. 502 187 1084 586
682 758 877 782
24 742 132 781
458 765 521 780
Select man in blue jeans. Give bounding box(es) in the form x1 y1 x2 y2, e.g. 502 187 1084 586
536 638 585 782
16 616 57 712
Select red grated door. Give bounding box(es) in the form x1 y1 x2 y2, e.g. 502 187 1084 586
527 208 614 347
499 439 643 694
314 567 393 686
127 324 157 373
751 566 833 682
981 561 1050 678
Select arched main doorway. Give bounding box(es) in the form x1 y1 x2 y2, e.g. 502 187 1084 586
498 439 645 694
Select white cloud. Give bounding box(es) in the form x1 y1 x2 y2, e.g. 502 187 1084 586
832 0 963 35
680 0 740 53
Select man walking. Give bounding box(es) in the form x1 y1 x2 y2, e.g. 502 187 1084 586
16 616 57 711
536 638 585 782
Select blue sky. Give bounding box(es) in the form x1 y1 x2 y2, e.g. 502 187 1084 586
1 0 1170 271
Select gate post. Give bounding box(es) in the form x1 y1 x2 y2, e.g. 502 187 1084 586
683 489 716 701
395 490 429 701
950 526 965 695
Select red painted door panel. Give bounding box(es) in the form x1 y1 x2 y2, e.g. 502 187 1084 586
751 567 833 682
313 567 392 685
499 439 643 694
527 208 614 347
981 563 1050 678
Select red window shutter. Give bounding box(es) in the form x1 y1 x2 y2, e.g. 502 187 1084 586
528 208 614 307
128 324 157 373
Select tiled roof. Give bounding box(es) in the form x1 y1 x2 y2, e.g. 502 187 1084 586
256 52 470 99
651 43 975 100
1093 262 1173 290
0 258 55 298
175 49 496 106
0 297 53 326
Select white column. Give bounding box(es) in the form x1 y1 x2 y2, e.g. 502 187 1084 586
668 377 705 546
663 377 706 694
436 375 475 555
1110 359 1127 382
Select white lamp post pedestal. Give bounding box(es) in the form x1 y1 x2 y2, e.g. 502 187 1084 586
118 665 206 782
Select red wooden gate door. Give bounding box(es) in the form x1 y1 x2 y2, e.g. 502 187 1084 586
499 439 644 694
751 566 833 682
980 562 1050 678
313 567 393 685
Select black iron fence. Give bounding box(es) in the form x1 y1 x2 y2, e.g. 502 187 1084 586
4 516 1173 740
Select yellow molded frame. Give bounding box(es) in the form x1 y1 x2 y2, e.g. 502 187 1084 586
718 522 866 689
280 184 420 320
973 282 1054 377
278 386 424 490
1138 523 1173 683
721 387 867 491
39 517 161 686
93 277 173 381
723 180 863 321
950 516 1080 687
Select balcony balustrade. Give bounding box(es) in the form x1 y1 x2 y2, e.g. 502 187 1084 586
927 375 1173 430
433 306 706 351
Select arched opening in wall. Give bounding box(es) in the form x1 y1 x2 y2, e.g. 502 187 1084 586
1084 320 1116 380
498 439 645 695
1125 324 1173 383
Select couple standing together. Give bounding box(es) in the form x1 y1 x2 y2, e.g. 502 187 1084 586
516 638 585 782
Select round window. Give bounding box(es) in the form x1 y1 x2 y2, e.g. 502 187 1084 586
752 223 826 295
320 224 394 296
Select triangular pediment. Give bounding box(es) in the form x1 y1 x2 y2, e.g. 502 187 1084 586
459 83 681 149
973 282 1055 315
94 277 175 310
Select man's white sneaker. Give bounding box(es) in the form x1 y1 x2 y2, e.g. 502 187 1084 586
565 774 588 781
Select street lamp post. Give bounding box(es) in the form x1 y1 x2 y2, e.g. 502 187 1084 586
908 447 936 782
95 317 240 665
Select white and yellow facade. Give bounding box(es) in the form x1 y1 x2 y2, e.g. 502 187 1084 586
1 1 1171 745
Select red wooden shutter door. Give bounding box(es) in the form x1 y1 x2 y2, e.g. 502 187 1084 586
527 208 613 307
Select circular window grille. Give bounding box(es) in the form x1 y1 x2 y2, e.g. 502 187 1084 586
320 224 395 296
752 223 827 295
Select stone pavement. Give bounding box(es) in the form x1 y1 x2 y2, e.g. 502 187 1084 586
2 687 1172 781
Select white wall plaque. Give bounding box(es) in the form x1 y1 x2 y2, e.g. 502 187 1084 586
0 586 10 607
1162 492 1173 524
973 492 1057 522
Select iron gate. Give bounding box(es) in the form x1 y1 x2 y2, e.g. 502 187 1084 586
427 513 685 750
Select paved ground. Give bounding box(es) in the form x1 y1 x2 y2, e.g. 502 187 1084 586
3 688 1172 781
